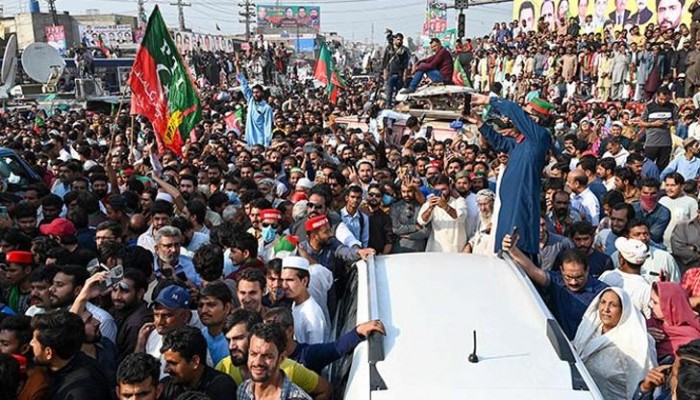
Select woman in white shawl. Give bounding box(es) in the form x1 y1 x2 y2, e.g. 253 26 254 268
573 287 657 400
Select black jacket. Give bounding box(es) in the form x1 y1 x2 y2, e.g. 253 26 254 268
49 352 112 400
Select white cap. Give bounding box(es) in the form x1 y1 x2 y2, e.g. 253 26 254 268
615 237 649 265
612 121 624 128
83 160 98 172
296 177 314 190
156 192 174 203
282 256 310 271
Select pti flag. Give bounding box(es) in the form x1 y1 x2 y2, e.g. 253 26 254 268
452 58 471 88
313 42 344 104
129 6 201 157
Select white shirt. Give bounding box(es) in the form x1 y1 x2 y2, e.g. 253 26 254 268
572 187 601 226
292 297 328 345
309 264 334 326
602 148 630 167
612 247 681 284
417 196 469 252
659 195 698 249
181 231 210 258
137 226 157 253
599 269 652 317
86 302 117 344
145 311 209 379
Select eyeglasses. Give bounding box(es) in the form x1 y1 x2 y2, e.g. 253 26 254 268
307 202 325 210
367 192 382 198
262 223 279 229
562 274 586 283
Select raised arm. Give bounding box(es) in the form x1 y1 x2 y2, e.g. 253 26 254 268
488 96 550 143
502 234 548 287
236 72 253 102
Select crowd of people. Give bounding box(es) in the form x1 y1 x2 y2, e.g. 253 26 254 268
1 3 700 399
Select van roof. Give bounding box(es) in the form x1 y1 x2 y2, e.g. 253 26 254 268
355 253 600 399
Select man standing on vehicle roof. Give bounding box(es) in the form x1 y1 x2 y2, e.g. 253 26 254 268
464 94 553 262
382 33 410 107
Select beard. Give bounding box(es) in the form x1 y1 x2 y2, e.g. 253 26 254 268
479 213 492 229
456 189 470 197
230 350 247 367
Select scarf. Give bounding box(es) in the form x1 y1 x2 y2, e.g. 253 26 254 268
647 282 700 359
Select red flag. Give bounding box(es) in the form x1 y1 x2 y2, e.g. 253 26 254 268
129 6 202 158
97 34 111 58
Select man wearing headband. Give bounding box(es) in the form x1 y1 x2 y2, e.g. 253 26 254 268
465 94 554 262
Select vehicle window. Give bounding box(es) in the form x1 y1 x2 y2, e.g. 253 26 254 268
0 156 30 186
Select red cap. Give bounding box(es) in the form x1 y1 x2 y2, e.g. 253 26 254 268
39 218 76 237
305 215 329 232
6 250 33 265
260 209 281 221
290 192 308 203
429 160 443 170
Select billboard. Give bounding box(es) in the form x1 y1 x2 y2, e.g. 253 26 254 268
423 1 448 36
256 5 321 34
45 25 67 56
512 0 692 33
79 24 134 47
172 31 236 54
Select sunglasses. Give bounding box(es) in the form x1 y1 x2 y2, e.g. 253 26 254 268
367 192 382 198
307 202 324 210
262 223 279 229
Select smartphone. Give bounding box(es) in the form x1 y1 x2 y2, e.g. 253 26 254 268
463 93 472 115
498 226 519 259
176 272 188 282
425 126 433 140
0 206 8 219
99 265 124 292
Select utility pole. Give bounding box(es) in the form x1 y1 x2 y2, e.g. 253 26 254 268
46 0 58 25
370 22 374 44
137 0 147 28
170 0 190 31
238 0 255 42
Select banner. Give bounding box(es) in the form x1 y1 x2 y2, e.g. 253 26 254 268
512 0 691 33
173 31 235 54
256 5 321 34
45 25 67 56
422 1 448 36
79 24 134 48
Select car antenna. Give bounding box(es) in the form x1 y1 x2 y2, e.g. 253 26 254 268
468 330 479 363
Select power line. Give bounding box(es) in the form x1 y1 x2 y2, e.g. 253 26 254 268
170 0 191 30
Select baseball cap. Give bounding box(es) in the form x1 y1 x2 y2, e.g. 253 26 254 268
39 218 76 237
153 285 191 309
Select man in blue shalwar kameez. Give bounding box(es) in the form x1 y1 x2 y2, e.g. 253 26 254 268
236 72 273 147
465 95 554 261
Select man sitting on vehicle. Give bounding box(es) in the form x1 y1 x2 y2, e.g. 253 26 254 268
402 38 454 94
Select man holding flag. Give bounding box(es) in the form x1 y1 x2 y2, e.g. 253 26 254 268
314 42 346 104
382 33 410 107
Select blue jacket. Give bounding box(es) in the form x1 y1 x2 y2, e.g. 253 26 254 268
290 328 364 374
632 202 671 244
480 97 552 256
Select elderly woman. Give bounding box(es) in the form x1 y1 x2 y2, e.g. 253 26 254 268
647 282 700 362
573 287 657 400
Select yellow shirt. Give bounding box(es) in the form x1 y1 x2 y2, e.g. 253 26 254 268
216 356 319 394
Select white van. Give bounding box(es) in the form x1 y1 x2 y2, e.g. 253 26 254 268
328 253 604 400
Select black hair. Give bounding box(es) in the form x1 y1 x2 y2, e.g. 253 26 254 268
76 192 101 214
123 268 148 291
161 326 208 362
639 177 661 190
28 265 56 284
0 354 19 400
231 232 258 259
171 216 194 234
30 310 85 360
223 308 263 333
200 281 233 304
55 264 89 287
248 322 287 356
612 202 636 222
267 258 283 276
151 200 174 217
186 199 207 225
0 229 31 250
210 222 238 248
237 268 266 292
614 167 635 184
96 220 123 239
263 307 294 329
598 157 616 174
0 315 32 348
664 172 685 186
41 194 64 209
192 243 224 281
117 353 161 386
11 203 37 220
66 207 89 230
602 189 625 207
627 218 650 231
121 246 154 277
179 174 198 187
577 156 597 174
559 248 588 270
569 221 596 238
675 339 700 400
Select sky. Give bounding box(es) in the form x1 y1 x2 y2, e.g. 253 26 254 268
4 0 513 43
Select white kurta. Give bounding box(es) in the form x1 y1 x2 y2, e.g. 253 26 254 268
417 196 469 252
292 297 328 345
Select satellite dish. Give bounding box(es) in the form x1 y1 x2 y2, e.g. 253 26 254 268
21 42 65 84
1 34 17 85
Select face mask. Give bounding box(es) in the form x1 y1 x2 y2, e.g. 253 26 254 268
639 194 658 212
381 194 395 206
261 225 277 243
555 122 565 131
226 191 241 205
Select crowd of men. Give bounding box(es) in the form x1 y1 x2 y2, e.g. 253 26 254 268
2 3 700 399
